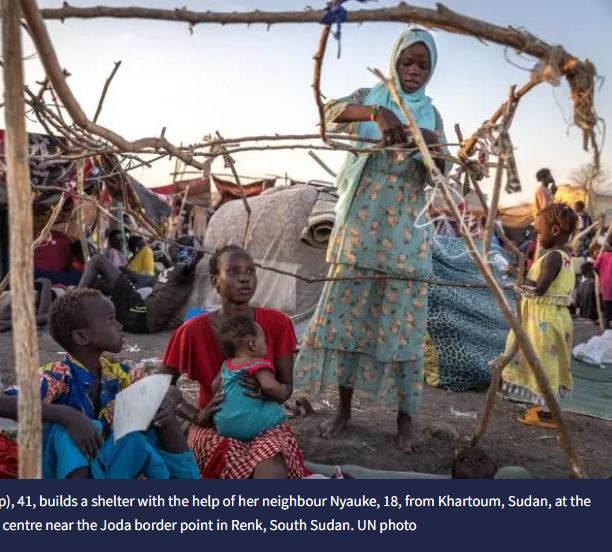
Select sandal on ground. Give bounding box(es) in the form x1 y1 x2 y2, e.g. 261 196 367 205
518 406 556 429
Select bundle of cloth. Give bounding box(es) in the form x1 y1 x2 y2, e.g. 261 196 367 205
300 188 338 249
425 237 514 392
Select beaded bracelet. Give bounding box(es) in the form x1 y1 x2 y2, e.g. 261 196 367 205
369 105 380 122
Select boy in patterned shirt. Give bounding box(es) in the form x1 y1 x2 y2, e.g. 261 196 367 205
0 289 198 479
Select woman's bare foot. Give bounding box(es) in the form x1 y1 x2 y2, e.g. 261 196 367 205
397 411 422 454
316 386 353 439
316 412 350 439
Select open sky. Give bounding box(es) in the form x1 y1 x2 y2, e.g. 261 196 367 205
7 0 612 205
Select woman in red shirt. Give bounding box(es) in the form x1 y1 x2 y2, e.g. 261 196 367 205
160 245 308 479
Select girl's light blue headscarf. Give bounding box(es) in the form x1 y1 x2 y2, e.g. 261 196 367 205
333 28 438 233
359 28 437 140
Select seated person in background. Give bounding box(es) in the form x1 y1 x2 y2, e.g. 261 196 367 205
575 262 598 322
128 236 155 276
0 278 56 332
0 289 198 479
126 235 156 289
78 251 198 334
451 447 497 479
34 230 83 287
105 229 128 269
213 316 288 442
70 240 96 273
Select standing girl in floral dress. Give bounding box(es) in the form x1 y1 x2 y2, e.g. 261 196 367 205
295 28 448 453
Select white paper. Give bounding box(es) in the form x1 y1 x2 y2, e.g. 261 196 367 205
113 374 171 442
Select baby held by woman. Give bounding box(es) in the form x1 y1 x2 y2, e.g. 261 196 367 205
212 316 288 441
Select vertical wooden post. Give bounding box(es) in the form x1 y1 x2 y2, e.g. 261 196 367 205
77 160 90 263
482 157 505 257
96 208 103 253
2 0 42 479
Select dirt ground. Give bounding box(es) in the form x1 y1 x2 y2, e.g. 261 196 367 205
1 320 611 479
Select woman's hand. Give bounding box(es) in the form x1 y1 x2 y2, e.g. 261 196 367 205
419 128 439 145
193 390 224 428
63 409 102 460
375 107 409 146
240 373 265 399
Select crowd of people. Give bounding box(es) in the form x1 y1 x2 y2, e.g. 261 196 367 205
0 27 603 479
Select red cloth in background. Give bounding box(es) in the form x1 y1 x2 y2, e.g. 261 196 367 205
0 434 17 479
595 251 612 301
34 230 72 272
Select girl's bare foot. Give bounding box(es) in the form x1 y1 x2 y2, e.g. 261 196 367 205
316 385 352 439
316 412 350 439
398 411 422 454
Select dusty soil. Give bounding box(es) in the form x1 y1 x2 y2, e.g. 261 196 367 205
1 320 611 479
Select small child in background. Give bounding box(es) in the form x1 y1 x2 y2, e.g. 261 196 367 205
451 448 497 479
213 316 288 441
502 203 577 428
575 262 597 323
594 238 612 328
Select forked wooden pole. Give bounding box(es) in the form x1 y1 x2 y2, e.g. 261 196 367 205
470 342 518 447
2 0 42 479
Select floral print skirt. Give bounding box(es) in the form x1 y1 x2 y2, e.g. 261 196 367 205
295 263 427 413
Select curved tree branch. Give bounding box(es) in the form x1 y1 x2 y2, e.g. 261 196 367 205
20 0 210 173
34 3 581 67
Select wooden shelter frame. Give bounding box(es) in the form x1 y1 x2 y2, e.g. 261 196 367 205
0 1 603 479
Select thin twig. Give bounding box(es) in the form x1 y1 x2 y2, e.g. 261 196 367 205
4 140 460 162
483 85 515 256
93 60 122 123
312 0 338 143
483 155 505 257
214 131 251 249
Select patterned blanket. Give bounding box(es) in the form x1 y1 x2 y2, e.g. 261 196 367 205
427 237 514 391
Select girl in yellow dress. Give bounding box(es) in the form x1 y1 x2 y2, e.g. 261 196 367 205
502 203 577 428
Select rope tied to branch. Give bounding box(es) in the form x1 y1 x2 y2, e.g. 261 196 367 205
321 0 374 58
